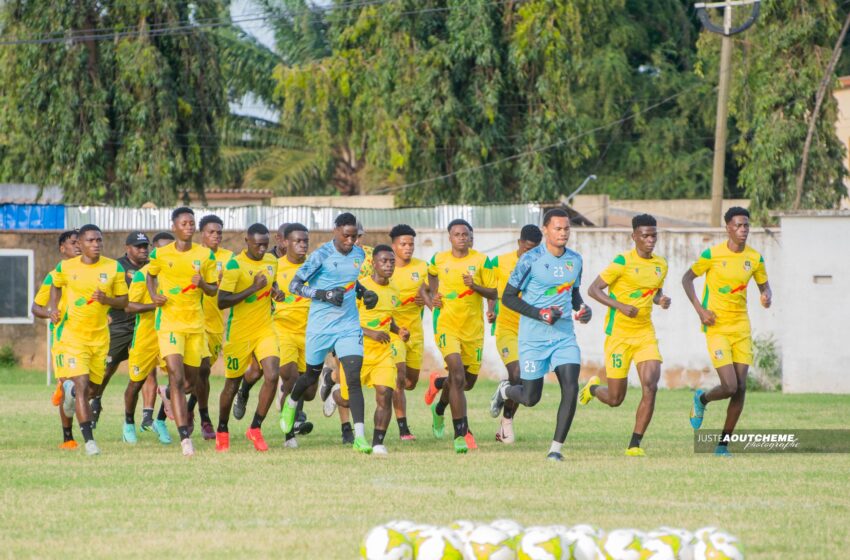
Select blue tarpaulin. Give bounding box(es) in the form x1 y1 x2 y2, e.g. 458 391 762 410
1 204 65 230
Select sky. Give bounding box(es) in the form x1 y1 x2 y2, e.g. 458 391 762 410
229 0 278 120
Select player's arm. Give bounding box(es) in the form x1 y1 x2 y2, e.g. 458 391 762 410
32 275 52 319
682 268 715 326
486 297 496 323
502 283 562 325
146 272 167 307
126 300 156 314
757 280 772 308
415 282 433 310
462 259 497 299
48 285 62 324
362 326 390 343
589 276 637 318
653 288 671 309
32 302 49 319
288 275 345 307
195 262 218 297
219 271 267 310
90 289 127 309
354 280 378 310
426 272 442 309
389 318 410 342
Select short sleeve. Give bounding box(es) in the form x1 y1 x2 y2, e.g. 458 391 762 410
113 262 129 297
659 257 669 285
52 261 67 287
203 250 218 284
753 254 768 284
148 248 161 276
33 273 53 306
480 256 497 289
691 248 712 276
599 254 625 285
427 254 438 277
219 259 240 292
128 271 147 303
508 252 534 290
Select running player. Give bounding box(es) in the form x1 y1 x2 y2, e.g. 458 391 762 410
683 206 771 456
279 212 378 453
190 214 233 441
31 230 80 449
487 225 542 444
332 244 407 455
489 209 593 461
387 224 431 441
424 219 497 453
121 232 176 445
48 224 129 455
215 223 281 452
270 222 289 258
580 214 671 456
147 207 219 456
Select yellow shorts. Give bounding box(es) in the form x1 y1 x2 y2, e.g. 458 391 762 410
340 351 396 400
157 331 207 368
390 334 406 365
706 332 752 368
495 327 519 366
224 329 279 378
53 340 107 384
604 333 662 380
206 331 223 362
435 331 482 374
274 320 306 372
128 340 161 382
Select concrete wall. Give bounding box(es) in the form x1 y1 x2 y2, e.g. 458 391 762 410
778 214 850 393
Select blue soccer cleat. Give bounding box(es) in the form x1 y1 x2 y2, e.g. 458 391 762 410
153 419 172 444
122 423 137 444
690 389 706 430
715 445 732 457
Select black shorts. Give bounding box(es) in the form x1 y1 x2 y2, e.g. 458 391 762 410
107 331 134 365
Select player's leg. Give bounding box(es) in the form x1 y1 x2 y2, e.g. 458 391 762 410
58 404 76 450
91 335 131 427
245 341 281 452
338 354 371 453
122 368 148 444
192 350 215 440
280 363 323 433
627 359 661 456
279 360 300 446
547 363 581 461
234 358 261 420
372 384 393 455
393 362 418 440
70 372 99 455
715 362 748 455
580 336 630 406
216 373 242 452
164 353 193 453
140 372 158 431
504 377 544 408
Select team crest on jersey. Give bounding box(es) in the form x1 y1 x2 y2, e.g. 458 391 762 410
565 260 574 272
192 259 201 271
744 260 752 271
655 266 662 277
68 357 76 369
267 266 274 277
391 295 400 307
714 349 724 360
99 273 108 283
501 347 509 357
216 261 223 272
468 266 476 272
133 366 140 375
412 272 420 281
354 258 362 269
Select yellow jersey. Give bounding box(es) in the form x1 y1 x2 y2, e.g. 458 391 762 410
34 270 69 342
129 264 156 344
691 242 768 333
599 249 668 338
220 251 278 343
358 245 374 279
492 250 521 335
273 255 311 334
148 242 218 334
52 256 128 346
202 247 233 334
428 249 495 338
389 257 427 333
358 275 398 361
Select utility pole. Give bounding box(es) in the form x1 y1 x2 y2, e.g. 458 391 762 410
695 0 760 226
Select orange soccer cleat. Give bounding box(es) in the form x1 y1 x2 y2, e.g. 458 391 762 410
51 381 63 406
59 440 78 450
245 427 269 452
424 372 443 406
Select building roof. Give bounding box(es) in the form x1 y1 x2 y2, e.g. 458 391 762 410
0 184 63 204
188 189 273 201
839 76 850 89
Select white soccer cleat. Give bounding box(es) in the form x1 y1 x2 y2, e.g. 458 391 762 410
496 417 515 444
323 384 339 417
181 438 194 457
372 444 388 456
284 437 298 449
84 440 100 456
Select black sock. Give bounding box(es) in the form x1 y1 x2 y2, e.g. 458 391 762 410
187 394 197 412
435 401 447 416
142 408 153 424
372 429 386 446
397 417 410 435
699 393 708 406
285 431 295 440
238 378 251 399
165 386 171 399
629 432 643 449
125 412 134 425
341 421 352 434
80 421 94 442
157 404 167 421
589 384 598 396
199 407 211 423
62 426 73 442
435 377 446 390
719 431 731 447
296 399 304 413
217 421 228 433
503 404 514 419
452 417 468 438
250 412 265 430
178 425 190 440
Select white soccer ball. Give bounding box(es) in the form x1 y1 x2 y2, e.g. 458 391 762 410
386 520 417 534
414 527 466 560
646 528 696 560
569 524 605 539
402 523 436 543
490 519 525 538
516 526 564 560
562 529 603 560
692 530 743 560
360 525 413 560
450 519 479 541
464 525 517 560
600 529 646 560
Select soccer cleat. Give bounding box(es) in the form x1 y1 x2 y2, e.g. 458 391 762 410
61 380 75 418
59 440 78 450
90 397 102 429
215 431 230 452
490 380 508 418
279 398 297 434
140 417 154 432
579 375 600 405
453 436 468 454
690 389 706 430
372 444 388 455
294 420 314 436
400 433 416 442
283 436 298 449
465 431 478 450
85 440 100 456
319 367 335 402
201 421 215 441
158 386 173 420
547 451 564 462
714 445 732 457
181 438 194 457
153 419 172 444
430 402 445 439
352 436 373 454
496 417 515 444
122 423 138 444
246 427 268 452
323 384 339 418
233 390 248 420
625 447 646 457
424 371 442 405
342 428 355 445
51 381 63 406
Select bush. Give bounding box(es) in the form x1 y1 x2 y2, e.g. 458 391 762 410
0 345 17 368
748 334 781 391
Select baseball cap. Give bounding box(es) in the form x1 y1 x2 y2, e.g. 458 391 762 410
126 231 151 246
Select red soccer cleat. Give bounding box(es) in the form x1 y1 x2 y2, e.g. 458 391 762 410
424 371 443 406
245 427 268 452
215 431 230 452
465 430 478 451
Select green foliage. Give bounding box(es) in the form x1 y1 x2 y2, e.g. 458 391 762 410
0 345 17 368
749 334 782 392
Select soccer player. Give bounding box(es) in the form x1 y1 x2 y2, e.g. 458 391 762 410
48 224 129 455
31 230 80 449
424 218 497 453
487 225 542 444
270 222 289 258
683 206 771 456
147 207 219 456
387 224 431 441
190 214 233 440
122 232 176 445
215 223 282 452
579 214 671 456
489 209 593 461
279 212 378 454
332 244 408 455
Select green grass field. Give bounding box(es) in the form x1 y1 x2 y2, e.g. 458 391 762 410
1 367 847 559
